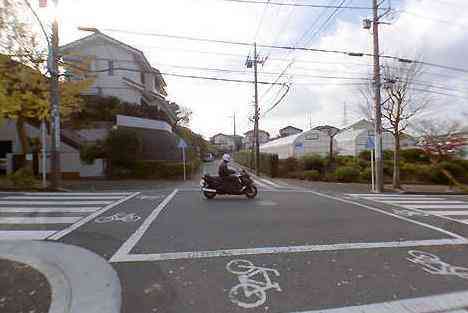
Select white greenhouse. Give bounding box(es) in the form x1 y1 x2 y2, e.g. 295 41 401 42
335 119 394 156
260 129 333 159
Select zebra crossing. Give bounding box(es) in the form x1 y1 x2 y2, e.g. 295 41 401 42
348 193 468 225
0 192 134 240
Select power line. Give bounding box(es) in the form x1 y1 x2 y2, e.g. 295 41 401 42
222 0 385 10
101 28 468 74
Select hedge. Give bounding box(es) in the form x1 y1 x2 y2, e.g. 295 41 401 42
234 151 279 177
111 160 200 179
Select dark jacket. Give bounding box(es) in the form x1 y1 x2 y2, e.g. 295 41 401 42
219 161 236 177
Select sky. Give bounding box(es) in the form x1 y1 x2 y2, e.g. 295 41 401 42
31 0 468 139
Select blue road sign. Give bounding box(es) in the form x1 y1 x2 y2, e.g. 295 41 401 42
365 136 375 149
177 138 188 149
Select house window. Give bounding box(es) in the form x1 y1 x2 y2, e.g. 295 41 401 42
305 133 319 140
108 60 114 76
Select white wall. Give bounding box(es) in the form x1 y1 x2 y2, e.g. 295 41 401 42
336 128 395 156
63 39 143 104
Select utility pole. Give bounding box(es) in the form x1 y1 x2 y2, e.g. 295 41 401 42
253 42 260 176
372 0 384 193
49 3 61 189
233 112 237 137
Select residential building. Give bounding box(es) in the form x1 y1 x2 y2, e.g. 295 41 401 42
60 29 177 124
279 126 303 137
260 129 334 159
211 134 238 152
243 130 270 149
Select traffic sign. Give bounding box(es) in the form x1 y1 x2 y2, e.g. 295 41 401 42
177 138 188 149
365 136 375 149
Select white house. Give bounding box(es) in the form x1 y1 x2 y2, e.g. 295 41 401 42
60 29 177 124
211 133 237 152
260 129 334 159
243 130 270 149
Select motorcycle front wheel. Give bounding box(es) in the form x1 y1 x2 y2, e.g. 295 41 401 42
203 191 216 199
245 185 258 199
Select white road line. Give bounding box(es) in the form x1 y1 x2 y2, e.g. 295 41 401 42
313 191 466 240
348 194 438 197
380 200 460 204
253 179 274 190
255 176 282 188
23 192 131 195
0 216 81 224
47 192 140 240
403 205 468 209
290 290 468 313
0 201 112 205
110 190 178 262
0 207 100 213
5 196 124 200
425 211 468 216
110 238 468 262
359 197 446 201
0 230 57 240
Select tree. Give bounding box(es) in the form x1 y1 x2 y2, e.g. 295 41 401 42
413 119 467 191
0 1 92 160
0 55 92 155
359 61 428 189
314 125 340 165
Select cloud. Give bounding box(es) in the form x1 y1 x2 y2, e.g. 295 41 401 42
28 0 468 138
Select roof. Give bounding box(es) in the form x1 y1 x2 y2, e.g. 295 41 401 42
60 31 165 86
341 119 373 131
261 133 301 149
244 129 270 136
280 125 303 132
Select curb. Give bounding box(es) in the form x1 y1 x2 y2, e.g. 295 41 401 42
0 241 121 313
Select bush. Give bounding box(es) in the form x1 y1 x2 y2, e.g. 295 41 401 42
400 148 430 163
335 155 356 167
360 168 372 181
335 166 361 183
8 168 38 189
234 151 279 177
302 155 325 172
105 129 141 168
358 150 371 161
303 170 321 181
80 142 105 165
383 150 393 161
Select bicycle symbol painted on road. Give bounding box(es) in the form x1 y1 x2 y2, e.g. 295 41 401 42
95 212 141 224
226 259 282 309
407 250 468 280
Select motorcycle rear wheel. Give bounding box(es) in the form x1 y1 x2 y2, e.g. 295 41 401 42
245 185 258 199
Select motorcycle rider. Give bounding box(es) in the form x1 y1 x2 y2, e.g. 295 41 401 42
218 154 242 190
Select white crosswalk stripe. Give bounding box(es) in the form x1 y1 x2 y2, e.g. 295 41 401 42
0 192 131 240
348 193 468 226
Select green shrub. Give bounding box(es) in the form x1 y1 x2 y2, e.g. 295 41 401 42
278 157 302 177
8 168 38 189
383 150 393 161
400 148 430 163
360 168 372 181
105 129 141 168
335 166 361 183
358 150 371 161
303 170 321 181
383 160 394 177
335 155 357 167
323 172 337 182
234 151 279 177
302 155 325 172
80 142 105 165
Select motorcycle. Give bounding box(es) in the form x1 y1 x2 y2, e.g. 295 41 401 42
200 170 258 199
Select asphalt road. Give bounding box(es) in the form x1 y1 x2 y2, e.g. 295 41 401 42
1 162 468 313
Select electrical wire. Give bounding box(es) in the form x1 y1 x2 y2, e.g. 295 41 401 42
222 0 385 10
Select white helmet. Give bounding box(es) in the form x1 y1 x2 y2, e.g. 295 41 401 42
222 153 231 162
